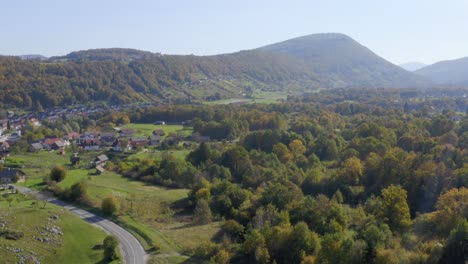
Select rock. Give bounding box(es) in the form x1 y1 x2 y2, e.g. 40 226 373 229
49 215 59 220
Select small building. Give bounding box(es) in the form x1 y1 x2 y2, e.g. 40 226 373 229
0 168 26 184
43 138 62 150
70 153 81 166
100 132 117 147
95 165 105 175
119 128 135 138
29 142 44 152
129 137 148 148
0 141 10 156
111 139 123 152
154 121 166 125
153 129 166 136
149 135 161 146
51 140 65 150
0 119 8 130
79 137 101 151
94 154 109 167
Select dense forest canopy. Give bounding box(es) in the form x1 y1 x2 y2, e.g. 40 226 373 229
19 88 467 264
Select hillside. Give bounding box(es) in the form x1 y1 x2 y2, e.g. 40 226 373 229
0 50 318 109
0 34 428 109
399 62 426 71
415 56 468 85
259 33 426 88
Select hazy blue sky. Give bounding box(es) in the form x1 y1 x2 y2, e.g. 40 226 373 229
2 0 468 64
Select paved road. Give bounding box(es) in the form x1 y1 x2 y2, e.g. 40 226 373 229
16 186 148 264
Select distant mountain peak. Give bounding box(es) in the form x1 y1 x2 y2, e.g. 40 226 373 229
416 56 468 85
51 48 160 61
258 33 426 88
17 54 48 61
399 62 427 72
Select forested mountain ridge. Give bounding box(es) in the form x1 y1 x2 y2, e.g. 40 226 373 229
416 56 468 85
0 34 428 109
259 33 427 88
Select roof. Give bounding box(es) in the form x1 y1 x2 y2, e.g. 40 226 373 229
44 138 61 146
0 168 23 179
150 135 161 140
95 165 105 173
131 137 148 142
111 140 121 147
101 132 116 138
53 141 65 147
153 129 165 135
30 142 43 150
96 154 109 162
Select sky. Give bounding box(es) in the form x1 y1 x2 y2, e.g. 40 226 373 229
1 0 468 65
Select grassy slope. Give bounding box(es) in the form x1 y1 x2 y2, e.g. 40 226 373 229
206 90 289 105
15 143 220 262
0 191 115 264
121 124 193 139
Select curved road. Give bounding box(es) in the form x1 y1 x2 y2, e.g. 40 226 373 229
16 186 148 264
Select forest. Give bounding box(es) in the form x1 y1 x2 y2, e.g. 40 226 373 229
16 88 467 264
0 50 317 109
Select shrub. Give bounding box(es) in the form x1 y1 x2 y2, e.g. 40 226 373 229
50 166 67 182
0 229 24 240
102 196 119 215
103 235 119 260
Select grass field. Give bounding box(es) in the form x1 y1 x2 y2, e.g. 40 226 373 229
15 150 221 262
121 123 193 139
129 149 191 161
206 90 289 105
0 191 116 264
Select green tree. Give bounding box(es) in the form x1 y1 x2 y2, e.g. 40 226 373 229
273 143 292 163
50 166 67 182
289 139 306 158
342 156 364 185
186 142 211 166
221 146 251 181
439 221 468 264
432 187 468 234
102 196 119 215
378 185 412 232
69 181 88 202
103 235 119 261
193 199 212 225
288 222 320 263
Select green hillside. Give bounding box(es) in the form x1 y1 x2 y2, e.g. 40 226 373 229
0 34 428 109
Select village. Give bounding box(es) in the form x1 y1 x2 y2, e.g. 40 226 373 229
0 109 205 186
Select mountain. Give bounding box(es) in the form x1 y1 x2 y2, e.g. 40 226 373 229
17 54 48 61
399 62 426 71
0 34 428 109
415 57 468 85
51 48 155 61
259 33 426 88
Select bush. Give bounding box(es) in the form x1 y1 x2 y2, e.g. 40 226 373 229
50 166 67 182
103 235 119 261
192 241 219 259
193 199 212 225
102 196 119 215
0 229 24 240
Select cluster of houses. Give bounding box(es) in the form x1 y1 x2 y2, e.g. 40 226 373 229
27 128 176 154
